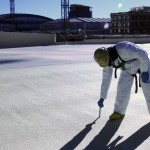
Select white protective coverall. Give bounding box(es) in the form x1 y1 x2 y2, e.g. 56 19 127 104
100 41 150 115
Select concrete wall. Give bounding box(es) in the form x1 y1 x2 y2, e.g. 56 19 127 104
0 32 56 49
57 36 150 45
83 36 150 44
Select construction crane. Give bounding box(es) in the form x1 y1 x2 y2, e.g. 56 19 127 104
61 0 69 33
10 0 15 14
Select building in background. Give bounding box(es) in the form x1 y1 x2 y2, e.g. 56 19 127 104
0 13 53 32
41 17 110 35
41 4 110 35
0 3 150 36
110 6 150 34
0 3 110 36
69 4 92 18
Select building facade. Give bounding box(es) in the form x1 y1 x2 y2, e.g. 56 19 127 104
110 6 150 34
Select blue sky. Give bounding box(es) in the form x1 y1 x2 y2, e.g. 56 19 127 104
1 0 150 19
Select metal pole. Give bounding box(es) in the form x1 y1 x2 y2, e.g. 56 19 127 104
99 108 101 118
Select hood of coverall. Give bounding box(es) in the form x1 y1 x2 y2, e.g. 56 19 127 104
94 48 109 67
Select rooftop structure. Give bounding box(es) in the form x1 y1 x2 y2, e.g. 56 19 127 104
41 17 111 35
130 6 150 12
69 4 92 18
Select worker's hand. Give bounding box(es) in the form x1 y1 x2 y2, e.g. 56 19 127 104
98 98 104 108
141 72 149 83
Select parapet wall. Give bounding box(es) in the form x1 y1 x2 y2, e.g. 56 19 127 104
0 32 56 49
57 35 150 45
83 36 150 44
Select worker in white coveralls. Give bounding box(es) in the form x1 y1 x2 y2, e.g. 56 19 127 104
94 41 150 120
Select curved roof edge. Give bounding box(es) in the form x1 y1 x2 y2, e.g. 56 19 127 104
0 13 53 20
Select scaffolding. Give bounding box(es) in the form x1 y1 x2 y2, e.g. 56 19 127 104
10 0 15 14
61 0 69 33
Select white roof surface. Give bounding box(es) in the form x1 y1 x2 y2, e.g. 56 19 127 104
0 44 149 150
